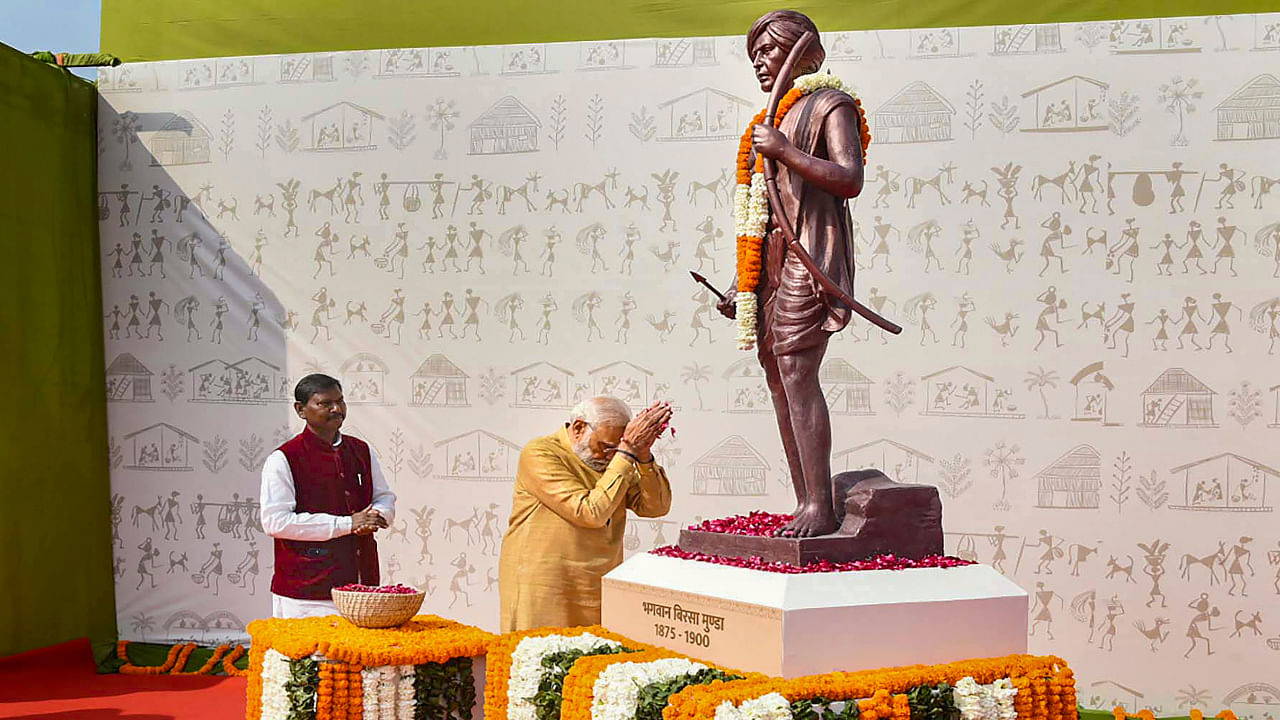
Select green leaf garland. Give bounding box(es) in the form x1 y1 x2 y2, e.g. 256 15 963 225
906 682 960 720
285 657 320 720
790 696 861 720
529 646 638 720
415 656 476 720
635 668 745 720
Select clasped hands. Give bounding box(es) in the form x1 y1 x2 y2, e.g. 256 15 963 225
351 505 389 536
617 401 673 464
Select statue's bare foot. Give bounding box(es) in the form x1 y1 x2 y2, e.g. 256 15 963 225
780 504 838 538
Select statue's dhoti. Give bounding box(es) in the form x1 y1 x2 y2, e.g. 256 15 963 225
758 238 830 358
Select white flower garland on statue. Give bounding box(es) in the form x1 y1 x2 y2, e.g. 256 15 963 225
714 692 794 720
508 633 624 720
590 658 709 720
259 649 292 720
953 677 1019 720
731 71 852 350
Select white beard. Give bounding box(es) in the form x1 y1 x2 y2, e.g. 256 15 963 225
572 434 610 472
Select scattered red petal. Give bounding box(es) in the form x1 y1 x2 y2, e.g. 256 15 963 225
650 545 976 574
687 511 792 537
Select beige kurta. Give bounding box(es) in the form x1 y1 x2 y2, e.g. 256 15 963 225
498 426 672 632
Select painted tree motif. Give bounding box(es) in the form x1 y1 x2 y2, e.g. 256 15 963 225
884 370 915 417
427 98 459 160
255 106 272 158
1108 90 1141 136
680 364 712 410
112 110 140 171
983 441 1025 511
629 105 656 142
1156 77 1202 147
548 94 568 150
988 96 1019 136
388 109 417 151
964 80 985 139
937 453 973 498
1226 380 1263 428
1111 451 1133 512
1024 366 1060 419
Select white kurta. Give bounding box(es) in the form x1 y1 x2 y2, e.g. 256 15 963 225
259 431 397 618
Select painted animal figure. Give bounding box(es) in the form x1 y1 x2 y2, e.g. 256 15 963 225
985 312 1019 346
309 178 342 214
544 189 572 214
990 238 1024 272
1231 610 1263 637
903 163 956 208
1132 617 1170 651
961 180 990 206
1105 554 1136 583
646 311 677 343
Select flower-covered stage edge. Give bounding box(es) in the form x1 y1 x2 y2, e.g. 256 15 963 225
664 655 1076 720
245 614 494 720
485 626 761 720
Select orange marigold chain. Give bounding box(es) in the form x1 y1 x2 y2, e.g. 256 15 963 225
561 649 681 720
484 625 658 720
223 644 249 676
662 654 1074 720
318 663 335 720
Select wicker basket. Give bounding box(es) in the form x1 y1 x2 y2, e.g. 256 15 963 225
331 588 425 628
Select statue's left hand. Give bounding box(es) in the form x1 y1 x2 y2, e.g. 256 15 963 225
752 123 791 161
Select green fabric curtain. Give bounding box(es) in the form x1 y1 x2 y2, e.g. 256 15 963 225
101 0 1272 63
0 42 115 658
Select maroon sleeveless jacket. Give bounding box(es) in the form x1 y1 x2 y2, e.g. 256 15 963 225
271 427 379 599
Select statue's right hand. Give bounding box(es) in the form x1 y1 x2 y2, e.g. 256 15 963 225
716 289 738 320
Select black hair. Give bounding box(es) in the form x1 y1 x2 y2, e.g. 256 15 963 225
294 373 342 404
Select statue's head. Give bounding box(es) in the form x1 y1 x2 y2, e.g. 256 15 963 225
747 10 825 93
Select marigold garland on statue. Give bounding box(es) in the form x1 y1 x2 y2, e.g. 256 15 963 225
732 72 871 350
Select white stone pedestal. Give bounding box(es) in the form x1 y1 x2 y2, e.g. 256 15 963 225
601 554 1028 678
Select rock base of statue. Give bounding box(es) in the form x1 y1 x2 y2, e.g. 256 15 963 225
678 470 944 564
601 553 1028 678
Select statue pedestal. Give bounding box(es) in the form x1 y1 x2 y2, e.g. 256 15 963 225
601 553 1028 678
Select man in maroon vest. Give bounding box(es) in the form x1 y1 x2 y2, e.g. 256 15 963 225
260 374 397 618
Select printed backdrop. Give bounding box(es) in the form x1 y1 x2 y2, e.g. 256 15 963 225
97 13 1280 714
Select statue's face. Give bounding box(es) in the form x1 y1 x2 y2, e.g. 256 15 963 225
750 28 789 93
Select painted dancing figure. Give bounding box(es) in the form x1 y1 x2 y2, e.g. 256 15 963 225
1178 220 1207 274
1211 216 1240 276
1183 593 1218 657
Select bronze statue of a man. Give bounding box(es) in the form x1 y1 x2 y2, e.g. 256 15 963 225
717 10 865 538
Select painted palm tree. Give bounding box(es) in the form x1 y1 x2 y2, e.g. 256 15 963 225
1175 685 1212 709
1157 76 1203 147
112 111 140 171
130 612 156 641
1202 15 1231 51
983 440 1025 511
427 97 459 160
1023 366 1060 419
680 363 712 410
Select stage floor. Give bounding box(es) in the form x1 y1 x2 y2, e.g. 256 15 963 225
0 638 245 719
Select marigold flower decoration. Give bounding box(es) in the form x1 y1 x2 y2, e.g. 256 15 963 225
484 625 649 720
733 71 871 351
663 654 1074 720
244 614 493 720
